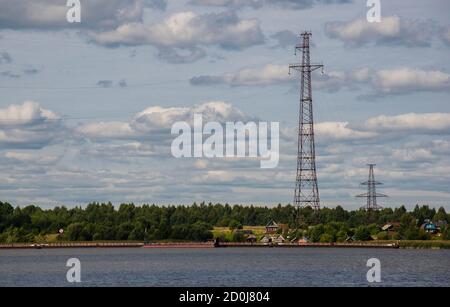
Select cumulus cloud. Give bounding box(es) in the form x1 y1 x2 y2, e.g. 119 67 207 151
314 67 371 92
372 68 450 95
190 64 450 97
190 64 291 86
75 122 135 140
282 112 450 145
0 101 63 149
325 16 439 47
364 113 450 134
1 101 450 207
88 11 264 50
317 67 450 96
189 0 263 9
0 0 159 30
189 0 351 10
391 148 434 163
76 101 251 141
189 64 371 90
315 122 377 141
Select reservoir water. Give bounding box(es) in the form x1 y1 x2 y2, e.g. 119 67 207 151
0 248 449 287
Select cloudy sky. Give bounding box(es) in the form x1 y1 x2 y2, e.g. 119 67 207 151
0 0 449 209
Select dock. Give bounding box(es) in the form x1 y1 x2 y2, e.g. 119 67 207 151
0 242 144 249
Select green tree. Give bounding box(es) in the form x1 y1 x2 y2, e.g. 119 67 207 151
228 220 243 231
66 223 84 241
354 226 372 241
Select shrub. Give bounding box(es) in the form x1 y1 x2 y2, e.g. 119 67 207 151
232 231 246 242
319 233 334 243
229 220 243 231
354 226 372 241
376 231 388 240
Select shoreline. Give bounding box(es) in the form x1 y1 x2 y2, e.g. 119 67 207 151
3 241 449 250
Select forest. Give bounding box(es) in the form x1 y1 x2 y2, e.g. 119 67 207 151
0 201 449 243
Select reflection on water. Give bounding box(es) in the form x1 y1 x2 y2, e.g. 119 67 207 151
0 248 449 287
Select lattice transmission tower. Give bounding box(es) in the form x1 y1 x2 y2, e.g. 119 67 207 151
356 164 387 211
290 31 323 210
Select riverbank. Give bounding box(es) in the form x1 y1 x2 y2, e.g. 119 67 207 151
395 240 450 249
1 240 449 249
0 242 144 249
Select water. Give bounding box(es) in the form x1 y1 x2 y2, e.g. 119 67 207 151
0 248 449 287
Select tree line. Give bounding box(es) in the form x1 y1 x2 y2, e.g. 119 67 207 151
0 201 449 243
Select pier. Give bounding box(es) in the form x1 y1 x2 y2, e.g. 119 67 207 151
0 242 144 249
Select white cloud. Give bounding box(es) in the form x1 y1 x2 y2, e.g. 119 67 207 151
365 113 450 133
0 100 58 126
315 122 377 141
190 64 291 86
0 101 63 149
189 0 351 10
77 101 251 140
88 11 264 51
391 148 434 163
191 64 450 96
325 16 438 47
373 68 450 94
75 122 134 140
0 0 159 30
283 113 450 145
189 0 263 9
3 151 59 164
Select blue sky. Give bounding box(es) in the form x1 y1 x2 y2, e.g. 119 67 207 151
0 0 450 209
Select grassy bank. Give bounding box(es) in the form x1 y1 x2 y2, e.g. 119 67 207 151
396 240 450 249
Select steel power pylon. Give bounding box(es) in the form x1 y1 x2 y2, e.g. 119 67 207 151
290 31 323 210
356 164 387 211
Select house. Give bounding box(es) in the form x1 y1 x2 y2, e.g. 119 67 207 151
265 220 279 234
298 237 309 244
246 234 257 243
421 221 439 234
260 236 271 244
382 224 394 231
273 235 286 244
381 222 401 232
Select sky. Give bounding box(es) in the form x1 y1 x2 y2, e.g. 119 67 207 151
0 0 449 209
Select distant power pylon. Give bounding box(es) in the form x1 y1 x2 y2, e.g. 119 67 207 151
356 164 387 211
290 31 323 210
